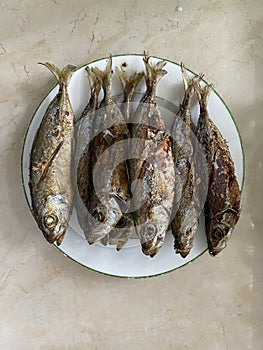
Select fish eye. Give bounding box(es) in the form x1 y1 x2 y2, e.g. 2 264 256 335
43 213 58 229
212 228 225 240
146 223 157 237
93 210 105 223
117 216 126 228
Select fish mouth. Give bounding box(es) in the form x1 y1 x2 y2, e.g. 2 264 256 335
208 239 227 256
175 248 191 258
141 237 164 257
85 226 110 245
174 234 194 258
209 246 224 256
86 233 104 245
45 230 66 246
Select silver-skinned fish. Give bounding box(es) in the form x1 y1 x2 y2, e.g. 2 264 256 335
75 67 101 233
29 63 76 245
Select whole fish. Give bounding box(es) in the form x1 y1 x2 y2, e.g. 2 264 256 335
171 64 202 258
131 55 175 257
106 68 144 250
195 82 241 256
81 56 131 244
75 67 101 232
29 63 76 245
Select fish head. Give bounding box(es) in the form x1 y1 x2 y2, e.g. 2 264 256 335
138 207 169 257
40 194 69 245
85 198 122 244
207 208 239 256
174 217 199 258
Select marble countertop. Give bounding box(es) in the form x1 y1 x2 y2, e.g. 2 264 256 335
1 0 262 348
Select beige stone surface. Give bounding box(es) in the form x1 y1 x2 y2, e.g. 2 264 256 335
0 0 262 348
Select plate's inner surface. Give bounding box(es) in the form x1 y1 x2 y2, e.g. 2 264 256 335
22 55 244 277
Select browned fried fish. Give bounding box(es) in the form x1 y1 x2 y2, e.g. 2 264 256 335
171 64 202 258
195 82 241 256
75 67 101 234
80 56 131 244
29 63 76 245
130 55 175 257
104 68 144 250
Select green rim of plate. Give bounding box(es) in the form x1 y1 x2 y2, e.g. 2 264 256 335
21 53 245 279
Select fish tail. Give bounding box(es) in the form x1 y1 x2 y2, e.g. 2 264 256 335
85 66 102 98
181 63 204 94
38 62 76 88
143 53 167 95
180 62 191 92
194 79 213 109
91 55 112 97
116 68 144 102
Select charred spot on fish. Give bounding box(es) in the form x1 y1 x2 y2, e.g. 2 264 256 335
121 62 127 68
43 213 58 229
64 111 70 116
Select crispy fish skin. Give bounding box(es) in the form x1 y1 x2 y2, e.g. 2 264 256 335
131 55 175 257
171 64 201 258
75 68 101 232
29 63 76 245
81 56 131 244
105 68 144 250
195 83 241 256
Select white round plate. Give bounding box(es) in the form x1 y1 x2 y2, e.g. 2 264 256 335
21 54 244 278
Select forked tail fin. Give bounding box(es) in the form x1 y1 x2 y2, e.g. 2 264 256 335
91 55 112 98
194 79 213 111
115 68 144 103
38 62 76 88
143 53 167 96
85 66 102 103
